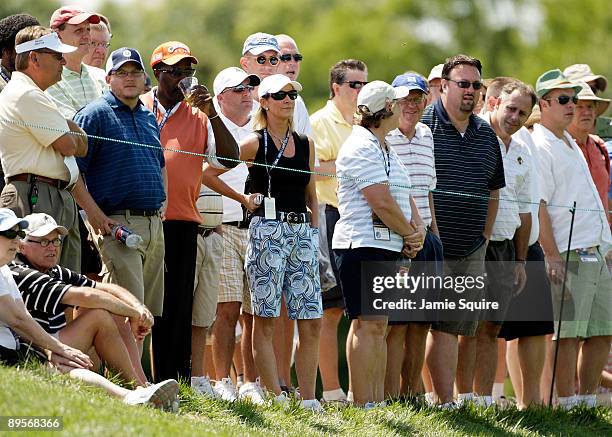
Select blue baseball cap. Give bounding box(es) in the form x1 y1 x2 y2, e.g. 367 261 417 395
105 47 145 74
391 73 429 94
242 32 280 56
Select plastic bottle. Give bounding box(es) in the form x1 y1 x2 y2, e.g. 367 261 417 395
111 224 143 249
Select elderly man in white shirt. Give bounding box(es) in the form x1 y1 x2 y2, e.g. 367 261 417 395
533 69 612 409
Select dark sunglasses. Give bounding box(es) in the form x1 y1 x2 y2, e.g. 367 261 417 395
156 68 196 78
280 53 303 62
341 80 368 89
224 84 254 93
267 90 299 101
26 237 62 247
0 229 26 239
544 95 579 105
36 50 64 61
447 79 483 90
255 55 279 66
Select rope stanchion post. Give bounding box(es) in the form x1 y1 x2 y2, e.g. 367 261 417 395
548 200 577 407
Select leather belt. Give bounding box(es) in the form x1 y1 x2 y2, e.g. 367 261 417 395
106 209 159 217
224 221 250 229
198 227 214 237
252 210 311 224
8 173 69 190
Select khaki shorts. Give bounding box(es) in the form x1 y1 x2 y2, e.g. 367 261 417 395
554 247 612 339
192 231 223 327
1 181 80 272
218 224 252 314
86 213 165 316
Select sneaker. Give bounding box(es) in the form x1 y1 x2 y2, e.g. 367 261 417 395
214 377 238 402
474 395 494 408
456 392 476 407
191 376 215 398
438 401 459 410
123 379 179 411
300 399 324 413
239 381 266 405
322 388 347 403
270 391 290 407
363 402 379 410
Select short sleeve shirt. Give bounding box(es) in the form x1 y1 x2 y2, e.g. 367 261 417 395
0 265 23 349
9 255 96 334
332 125 412 252
0 72 71 181
45 64 107 118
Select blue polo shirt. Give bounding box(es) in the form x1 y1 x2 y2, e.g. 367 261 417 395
74 92 165 212
421 99 505 257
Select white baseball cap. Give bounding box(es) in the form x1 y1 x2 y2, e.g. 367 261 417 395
0 209 28 232
242 32 280 56
357 80 409 114
15 32 77 55
213 67 261 96
23 213 68 237
257 74 302 98
428 63 444 82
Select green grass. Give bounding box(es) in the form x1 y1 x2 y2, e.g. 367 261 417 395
0 364 610 437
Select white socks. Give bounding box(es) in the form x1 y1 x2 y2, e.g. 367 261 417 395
492 382 504 400
322 388 347 402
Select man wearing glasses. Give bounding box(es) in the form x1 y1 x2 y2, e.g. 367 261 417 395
0 26 87 275
532 69 612 409
83 14 112 70
140 41 239 383
420 54 505 408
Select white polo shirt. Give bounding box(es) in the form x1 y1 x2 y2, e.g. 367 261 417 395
0 265 23 350
386 122 436 227
481 113 532 241
532 123 611 252
333 125 412 252
513 126 541 246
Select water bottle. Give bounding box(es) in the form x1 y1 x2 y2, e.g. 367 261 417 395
111 224 143 249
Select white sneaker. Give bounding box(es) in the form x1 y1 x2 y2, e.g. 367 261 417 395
238 381 266 405
438 401 459 410
213 377 238 402
457 392 476 407
300 399 324 413
322 388 347 403
191 376 215 398
123 379 179 411
474 395 494 408
270 391 290 407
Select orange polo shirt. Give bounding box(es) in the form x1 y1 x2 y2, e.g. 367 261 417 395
141 91 207 224
576 134 610 225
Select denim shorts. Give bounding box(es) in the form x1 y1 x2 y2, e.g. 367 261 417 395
245 216 323 320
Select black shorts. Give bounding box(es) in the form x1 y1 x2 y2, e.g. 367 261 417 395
322 205 345 310
0 345 19 366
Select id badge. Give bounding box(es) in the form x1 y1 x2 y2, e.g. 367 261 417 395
576 248 598 263
264 197 276 219
373 224 390 241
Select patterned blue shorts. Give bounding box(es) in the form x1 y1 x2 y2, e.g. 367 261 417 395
245 216 323 319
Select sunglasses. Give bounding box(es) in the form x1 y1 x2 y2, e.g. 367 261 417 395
36 50 64 61
224 84 254 93
447 79 483 90
341 80 368 89
280 53 303 62
156 68 196 78
254 55 279 66
267 90 299 101
0 229 26 239
26 237 62 248
544 95 579 105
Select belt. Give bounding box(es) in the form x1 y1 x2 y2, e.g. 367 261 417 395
198 227 214 237
8 173 68 190
224 221 249 229
253 210 311 224
106 209 159 217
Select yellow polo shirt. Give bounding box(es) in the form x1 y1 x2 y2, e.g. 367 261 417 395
310 100 352 208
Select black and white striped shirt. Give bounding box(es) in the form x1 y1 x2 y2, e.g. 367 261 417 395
421 100 505 257
9 255 96 334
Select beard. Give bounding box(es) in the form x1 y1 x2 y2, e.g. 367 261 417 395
459 100 475 113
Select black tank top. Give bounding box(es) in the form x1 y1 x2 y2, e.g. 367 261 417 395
248 129 310 213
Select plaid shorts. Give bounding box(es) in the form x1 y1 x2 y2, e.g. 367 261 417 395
218 224 252 314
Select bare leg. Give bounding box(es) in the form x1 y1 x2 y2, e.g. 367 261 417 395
294 318 322 400
66 368 129 398
517 335 545 408
319 307 344 392
212 302 241 380
473 322 502 395
578 336 612 394
541 334 555 405
426 330 458 404
241 313 257 383
456 334 477 394
555 338 580 397
385 325 407 399
401 323 430 396
506 339 522 404
253 315 282 395
191 326 209 377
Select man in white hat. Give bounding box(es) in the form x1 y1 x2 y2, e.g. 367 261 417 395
427 63 443 104
0 26 87 274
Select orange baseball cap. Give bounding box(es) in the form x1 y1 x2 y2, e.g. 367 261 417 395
150 41 198 68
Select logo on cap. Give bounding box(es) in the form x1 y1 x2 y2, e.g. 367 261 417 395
122 49 132 58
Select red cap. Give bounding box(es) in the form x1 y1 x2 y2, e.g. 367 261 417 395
50 6 100 28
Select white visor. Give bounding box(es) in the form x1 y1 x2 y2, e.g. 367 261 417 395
15 32 77 55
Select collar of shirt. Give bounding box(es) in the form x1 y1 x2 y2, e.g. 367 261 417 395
387 122 429 143
532 123 578 152
326 100 351 127
433 98 486 133
103 90 144 111
150 87 182 120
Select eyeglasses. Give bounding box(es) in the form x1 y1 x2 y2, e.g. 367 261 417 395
91 41 111 49
341 81 368 89
35 50 64 61
446 79 483 90
26 237 62 247
254 55 279 66
543 95 578 105
0 229 26 239
112 70 145 78
224 84 254 93
280 53 303 62
155 68 196 78
398 96 426 106
267 90 299 101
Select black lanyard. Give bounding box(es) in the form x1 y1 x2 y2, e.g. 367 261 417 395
0 68 10 84
366 128 391 177
152 91 174 131
263 128 290 198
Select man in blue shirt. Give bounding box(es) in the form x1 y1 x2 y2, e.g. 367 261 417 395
72 48 167 342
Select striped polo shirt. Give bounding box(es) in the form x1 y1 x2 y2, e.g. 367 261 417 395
45 64 107 118
386 122 436 226
9 255 96 334
421 99 505 257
